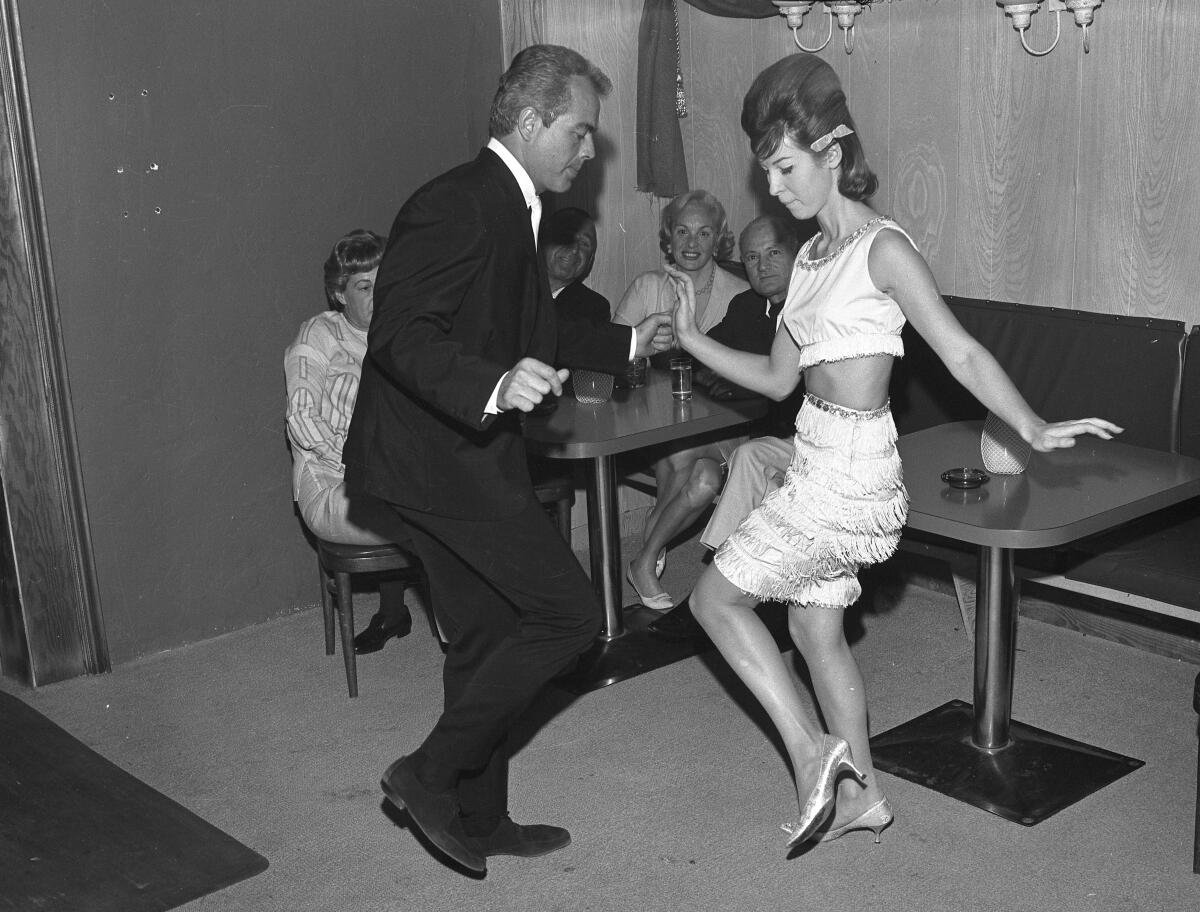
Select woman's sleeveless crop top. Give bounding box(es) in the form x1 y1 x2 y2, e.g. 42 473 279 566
782 216 915 371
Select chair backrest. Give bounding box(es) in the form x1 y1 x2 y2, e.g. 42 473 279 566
891 296 1187 452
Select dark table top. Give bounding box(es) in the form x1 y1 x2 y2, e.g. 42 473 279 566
523 367 767 459
900 421 1200 549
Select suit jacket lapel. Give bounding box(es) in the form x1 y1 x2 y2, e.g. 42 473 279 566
477 149 553 361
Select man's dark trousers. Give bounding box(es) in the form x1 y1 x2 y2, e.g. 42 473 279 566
395 494 600 832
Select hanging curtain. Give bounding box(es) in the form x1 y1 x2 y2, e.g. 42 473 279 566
636 0 778 197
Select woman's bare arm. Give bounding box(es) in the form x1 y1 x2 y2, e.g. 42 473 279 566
868 230 1122 450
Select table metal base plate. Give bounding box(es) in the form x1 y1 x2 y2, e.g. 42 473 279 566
554 602 793 695
870 700 1144 826
552 605 712 694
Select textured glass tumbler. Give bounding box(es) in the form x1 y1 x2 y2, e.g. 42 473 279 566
980 411 1032 474
572 369 614 405
624 356 648 389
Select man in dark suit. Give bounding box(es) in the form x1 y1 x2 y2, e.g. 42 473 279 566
540 206 611 326
343 45 672 874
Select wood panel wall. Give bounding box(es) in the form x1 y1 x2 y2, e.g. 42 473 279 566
507 0 1200 328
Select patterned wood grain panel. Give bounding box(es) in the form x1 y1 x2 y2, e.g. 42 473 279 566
499 0 543 57
842 0 893 215
876 0 960 295
512 0 1200 327
1078 0 1200 320
960 0 1081 308
679 7 763 244
540 0 662 307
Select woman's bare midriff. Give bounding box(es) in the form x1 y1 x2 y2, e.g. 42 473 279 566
802 354 894 412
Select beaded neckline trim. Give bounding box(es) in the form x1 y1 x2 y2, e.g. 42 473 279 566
797 216 891 271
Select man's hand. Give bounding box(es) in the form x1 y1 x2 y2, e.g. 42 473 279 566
497 358 569 413
634 312 674 357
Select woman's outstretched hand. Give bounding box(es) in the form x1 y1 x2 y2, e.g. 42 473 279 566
1027 418 1124 452
663 263 700 350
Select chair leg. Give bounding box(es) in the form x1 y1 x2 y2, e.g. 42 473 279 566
319 561 335 656
333 570 358 698
554 497 572 542
1194 673 1199 874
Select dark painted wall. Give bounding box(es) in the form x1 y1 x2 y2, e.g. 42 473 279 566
17 1 501 663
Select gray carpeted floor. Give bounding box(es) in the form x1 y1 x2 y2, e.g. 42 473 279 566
4 537 1198 912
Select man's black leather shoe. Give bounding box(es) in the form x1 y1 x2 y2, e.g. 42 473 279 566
353 609 413 655
647 599 708 642
380 757 486 873
466 818 571 858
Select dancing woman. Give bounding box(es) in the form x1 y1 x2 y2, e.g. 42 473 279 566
666 54 1121 851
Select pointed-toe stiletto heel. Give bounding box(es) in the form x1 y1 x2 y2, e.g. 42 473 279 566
627 560 674 612
812 798 894 844
782 735 866 849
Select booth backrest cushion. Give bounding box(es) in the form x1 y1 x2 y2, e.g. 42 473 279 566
892 297 1188 452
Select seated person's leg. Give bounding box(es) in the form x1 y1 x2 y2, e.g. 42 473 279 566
700 435 793 551
628 441 731 609
299 471 414 650
650 435 793 641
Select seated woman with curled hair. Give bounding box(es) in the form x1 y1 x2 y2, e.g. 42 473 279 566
612 190 750 610
284 228 413 654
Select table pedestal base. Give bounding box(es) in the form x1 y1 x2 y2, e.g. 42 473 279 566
554 602 794 694
553 605 711 694
870 700 1144 826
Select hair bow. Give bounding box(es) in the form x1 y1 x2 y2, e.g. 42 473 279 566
810 124 853 153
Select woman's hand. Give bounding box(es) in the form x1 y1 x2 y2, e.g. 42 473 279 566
663 263 701 351
1026 418 1124 452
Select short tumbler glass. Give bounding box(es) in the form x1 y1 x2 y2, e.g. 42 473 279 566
669 356 693 401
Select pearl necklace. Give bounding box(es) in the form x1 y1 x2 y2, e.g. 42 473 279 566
694 265 715 297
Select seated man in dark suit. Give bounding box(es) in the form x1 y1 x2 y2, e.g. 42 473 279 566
694 215 799 407
541 206 611 326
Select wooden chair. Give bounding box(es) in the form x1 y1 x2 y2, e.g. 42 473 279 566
317 472 576 697
317 540 430 699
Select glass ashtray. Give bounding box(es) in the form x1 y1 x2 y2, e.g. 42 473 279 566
940 467 990 489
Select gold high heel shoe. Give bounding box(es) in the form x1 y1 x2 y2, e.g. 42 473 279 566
781 735 866 849
811 798 893 844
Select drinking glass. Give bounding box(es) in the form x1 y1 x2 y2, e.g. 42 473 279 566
670 356 693 400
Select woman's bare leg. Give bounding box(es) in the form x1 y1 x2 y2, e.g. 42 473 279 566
690 565 828 812
629 446 723 598
787 601 884 826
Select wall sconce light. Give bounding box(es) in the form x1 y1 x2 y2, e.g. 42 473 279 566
772 1 866 56
996 0 1103 57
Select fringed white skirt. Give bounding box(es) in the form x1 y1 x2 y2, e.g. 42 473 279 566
714 393 908 609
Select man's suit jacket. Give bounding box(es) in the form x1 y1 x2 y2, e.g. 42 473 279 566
555 281 611 328
343 148 629 521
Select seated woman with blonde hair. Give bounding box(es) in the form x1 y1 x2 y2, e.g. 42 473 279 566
612 189 750 609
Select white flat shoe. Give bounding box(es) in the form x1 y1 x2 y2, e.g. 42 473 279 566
627 561 674 611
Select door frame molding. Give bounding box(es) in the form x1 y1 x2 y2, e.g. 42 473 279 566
0 0 107 685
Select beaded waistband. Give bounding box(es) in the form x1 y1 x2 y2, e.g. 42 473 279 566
804 392 892 421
